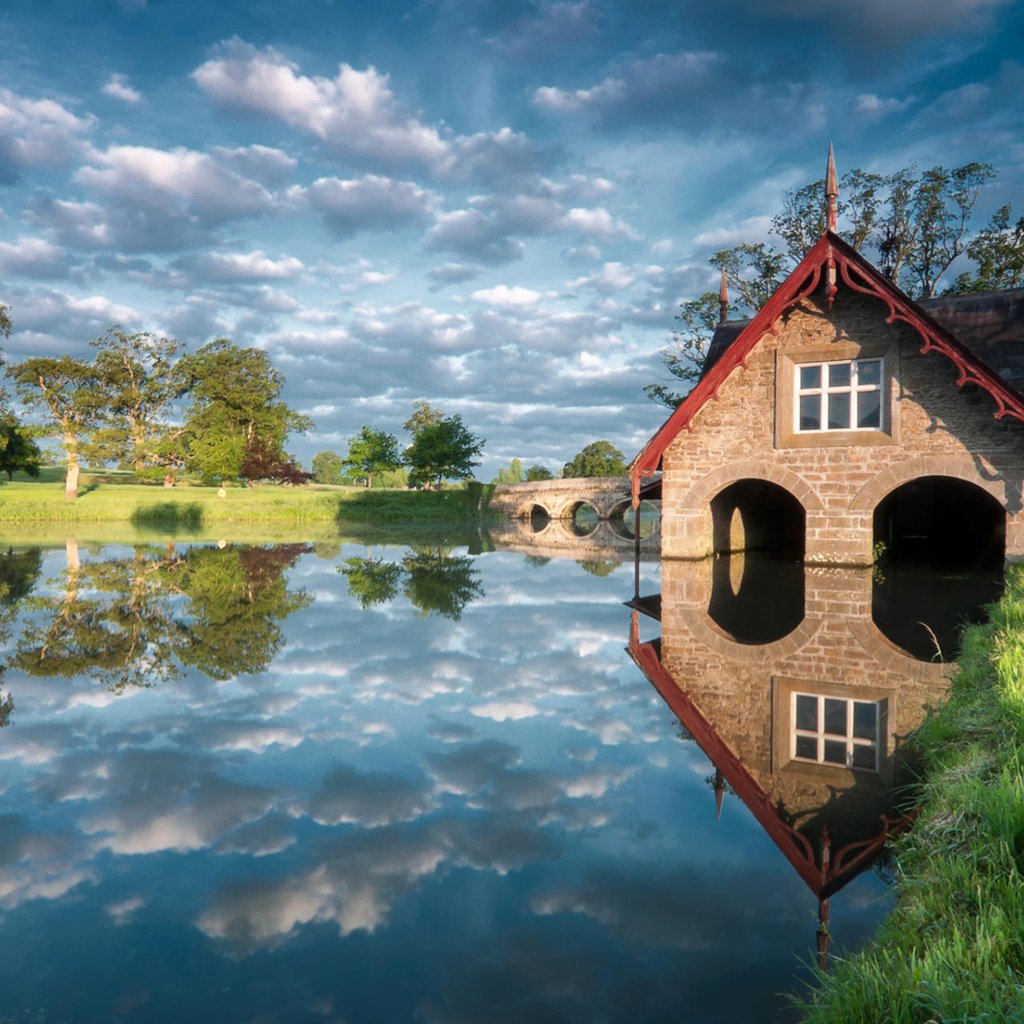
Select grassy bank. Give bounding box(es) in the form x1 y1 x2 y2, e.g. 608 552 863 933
0 478 494 532
799 565 1024 1023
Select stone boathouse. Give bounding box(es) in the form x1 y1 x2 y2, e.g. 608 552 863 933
630 154 1024 566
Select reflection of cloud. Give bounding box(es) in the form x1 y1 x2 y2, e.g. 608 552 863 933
306 763 432 827
425 739 520 795
106 896 146 924
214 814 296 857
469 701 540 722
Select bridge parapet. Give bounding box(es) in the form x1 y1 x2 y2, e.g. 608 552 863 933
490 476 636 520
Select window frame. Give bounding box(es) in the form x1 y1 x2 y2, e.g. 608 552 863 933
791 692 881 773
795 357 885 434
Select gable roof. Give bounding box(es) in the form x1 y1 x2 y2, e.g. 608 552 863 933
630 231 1024 502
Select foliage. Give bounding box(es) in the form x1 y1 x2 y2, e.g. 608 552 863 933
90 328 186 475
312 449 345 485
0 304 11 339
563 440 627 478
403 400 445 436
178 339 313 481
525 464 554 481
344 425 403 488
404 415 484 489
950 203 1024 293
5 355 104 499
239 440 312 486
340 557 404 608
644 291 721 408
494 458 523 484
0 412 42 480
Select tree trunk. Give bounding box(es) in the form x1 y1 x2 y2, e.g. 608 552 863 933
64 440 80 500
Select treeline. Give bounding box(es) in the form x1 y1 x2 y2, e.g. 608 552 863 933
311 400 486 491
1 328 312 499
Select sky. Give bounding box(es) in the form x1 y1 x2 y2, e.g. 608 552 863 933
1 0 1022 478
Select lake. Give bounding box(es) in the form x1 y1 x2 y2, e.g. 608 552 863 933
0 532 1002 1023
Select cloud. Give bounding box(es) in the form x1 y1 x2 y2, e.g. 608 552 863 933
0 87 92 182
210 144 297 184
101 73 141 104
302 174 438 236
0 236 71 279
183 249 305 283
306 764 433 827
193 39 451 176
424 209 525 265
470 285 544 308
427 262 482 289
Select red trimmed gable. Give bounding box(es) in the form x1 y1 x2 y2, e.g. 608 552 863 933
630 231 1024 503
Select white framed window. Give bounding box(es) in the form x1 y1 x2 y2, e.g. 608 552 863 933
796 358 883 432
792 693 880 771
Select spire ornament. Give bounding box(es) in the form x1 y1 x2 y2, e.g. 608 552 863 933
825 142 838 233
718 268 729 324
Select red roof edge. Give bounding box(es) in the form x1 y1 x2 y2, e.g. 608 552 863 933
630 230 1024 505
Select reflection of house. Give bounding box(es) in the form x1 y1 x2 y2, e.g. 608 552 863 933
631 152 1024 564
627 557 953 963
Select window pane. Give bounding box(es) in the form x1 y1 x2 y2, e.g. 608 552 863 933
796 694 818 731
852 744 877 770
823 740 846 765
799 395 821 430
858 391 881 428
799 365 821 390
828 362 851 387
795 735 817 760
823 698 847 735
827 393 851 429
858 360 882 386
853 702 878 740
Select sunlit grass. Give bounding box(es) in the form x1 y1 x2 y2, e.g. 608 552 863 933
797 565 1024 1023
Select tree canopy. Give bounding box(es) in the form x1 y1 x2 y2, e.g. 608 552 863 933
344 426 402 488
404 414 484 489
563 441 627 478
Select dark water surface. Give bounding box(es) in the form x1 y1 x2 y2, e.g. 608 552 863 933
0 539 1000 1023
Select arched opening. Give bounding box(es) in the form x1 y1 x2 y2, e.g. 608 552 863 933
569 501 599 537
872 476 1005 659
607 499 659 540
710 480 805 559
707 552 805 645
872 476 1004 569
529 505 551 533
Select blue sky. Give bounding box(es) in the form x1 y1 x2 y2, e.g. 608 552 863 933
1 0 1022 477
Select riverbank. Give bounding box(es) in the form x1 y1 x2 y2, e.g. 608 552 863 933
799 564 1024 1023
0 479 495 530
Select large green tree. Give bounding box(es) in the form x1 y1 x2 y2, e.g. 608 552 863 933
177 340 313 481
563 441 627 478
404 415 484 489
312 449 345 485
950 204 1024 293
0 412 42 480
90 328 186 475
343 426 402 489
6 356 104 498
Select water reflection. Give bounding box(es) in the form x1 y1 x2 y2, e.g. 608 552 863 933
628 552 997 964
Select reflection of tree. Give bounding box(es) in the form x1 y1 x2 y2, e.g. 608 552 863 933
340 548 484 621
403 547 483 621
12 542 312 690
0 547 44 726
341 558 403 609
579 559 620 578
176 544 313 680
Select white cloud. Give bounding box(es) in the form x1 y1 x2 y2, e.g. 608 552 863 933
0 236 69 278
562 207 636 238
0 87 92 180
302 174 438 235
471 285 544 308
469 701 541 721
188 249 305 282
101 73 141 104
693 215 773 248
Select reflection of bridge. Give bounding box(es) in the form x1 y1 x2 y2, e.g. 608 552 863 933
489 516 659 559
490 476 638 521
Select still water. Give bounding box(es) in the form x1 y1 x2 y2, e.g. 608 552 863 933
0 535 1001 1023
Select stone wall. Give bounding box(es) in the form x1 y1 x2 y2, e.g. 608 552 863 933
661 291 1024 563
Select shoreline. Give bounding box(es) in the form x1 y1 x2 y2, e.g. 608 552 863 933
798 564 1024 1022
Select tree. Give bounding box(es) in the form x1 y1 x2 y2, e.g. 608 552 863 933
563 441 627 478
312 450 345 485
403 400 445 436
239 440 312 486
525 464 554 481
493 458 523 484
950 204 1024 293
340 557 404 608
0 304 11 339
343 426 402 489
0 413 42 480
90 328 187 476
643 291 721 408
402 547 483 620
404 415 484 489
6 356 104 499
177 340 313 481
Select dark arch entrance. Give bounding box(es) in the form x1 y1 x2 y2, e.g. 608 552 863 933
710 480 805 559
529 505 551 533
873 476 1005 569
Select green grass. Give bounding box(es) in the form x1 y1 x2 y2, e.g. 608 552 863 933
0 476 496 533
797 564 1024 1024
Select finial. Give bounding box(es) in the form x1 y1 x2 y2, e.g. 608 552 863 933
718 268 729 324
713 767 725 820
825 142 838 233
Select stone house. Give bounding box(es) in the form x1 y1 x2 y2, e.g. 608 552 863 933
630 174 1024 566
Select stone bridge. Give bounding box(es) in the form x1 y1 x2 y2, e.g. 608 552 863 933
489 477 660 554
